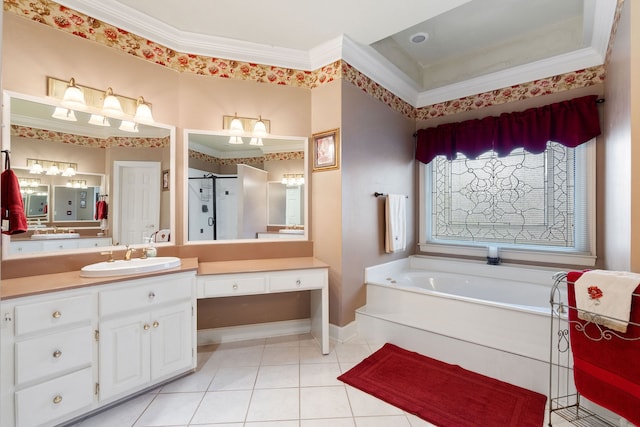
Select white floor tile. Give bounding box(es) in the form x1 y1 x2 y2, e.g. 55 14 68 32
405 413 438 426
71 393 155 427
301 418 357 427
132 392 203 426
300 386 353 419
190 390 252 424
160 368 215 393
245 421 299 427
255 364 300 388
334 343 373 364
300 363 343 387
300 345 338 364
260 346 300 365
355 415 412 427
209 366 259 391
245 388 300 422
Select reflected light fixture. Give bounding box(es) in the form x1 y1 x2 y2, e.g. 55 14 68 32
228 136 244 145
134 96 154 124
281 173 304 186
51 106 77 121
253 116 268 138
88 114 110 126
102 87 125 117
66 179 87 188
249 137 263 146
60 77 86 109
28 158 77 176
119 120 138 133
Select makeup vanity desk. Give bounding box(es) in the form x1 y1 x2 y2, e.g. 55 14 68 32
197 257 329 354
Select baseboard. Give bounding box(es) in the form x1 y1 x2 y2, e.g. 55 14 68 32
329 320 359 343
197 319 311 346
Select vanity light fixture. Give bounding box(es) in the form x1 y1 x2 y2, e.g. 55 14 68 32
281 173 304 186
119 120 139 133
19 178 41 188
102 87 125 117
228 113 244 136
222 114 271 145
27 158 77 176
134 96 154 124
66 179 87 188
51 106 78 121
88 114 110 126
249 137 263 146
228 136 244 145
60 77 86 109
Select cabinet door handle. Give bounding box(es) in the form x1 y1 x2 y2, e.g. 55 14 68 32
143 324 150 330
53 350 62 358
52 311 62 319
148 292 156 300
232 283 238 290
296 279 302 287
53 395 63 404
153 321 159 328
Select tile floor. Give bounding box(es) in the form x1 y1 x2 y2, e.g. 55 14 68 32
70 334 572 427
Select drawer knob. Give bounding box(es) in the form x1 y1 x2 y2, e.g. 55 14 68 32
148 292 156 300
232 283 238 290
53 395 63 404
153 321 159 328
296 279 302 287
143 324 150 330
52 350 62 359
52 311 62 319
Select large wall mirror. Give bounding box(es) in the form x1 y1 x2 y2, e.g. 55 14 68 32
2 91 175 258
185 130 307 242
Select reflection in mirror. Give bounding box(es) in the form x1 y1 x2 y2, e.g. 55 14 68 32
186 130 307 242
3 92 175 258
21 184 49 219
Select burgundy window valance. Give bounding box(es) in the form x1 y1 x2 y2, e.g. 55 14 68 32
415 95 602 164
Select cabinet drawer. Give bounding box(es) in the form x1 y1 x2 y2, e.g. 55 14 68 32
200 276 266 297
15 367 93 427
269 270 326 292
14 294 93 336
100 276 193 317
15 326 93 385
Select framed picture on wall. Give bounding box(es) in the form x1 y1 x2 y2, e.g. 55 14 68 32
162 170 170 191
312 128 340 172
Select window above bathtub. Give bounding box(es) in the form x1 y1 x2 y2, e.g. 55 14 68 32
418 139 596 266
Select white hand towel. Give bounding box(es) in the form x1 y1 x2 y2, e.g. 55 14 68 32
574 269 640 333
385 194 406 253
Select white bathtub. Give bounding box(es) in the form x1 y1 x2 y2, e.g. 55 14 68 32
356 255 564 395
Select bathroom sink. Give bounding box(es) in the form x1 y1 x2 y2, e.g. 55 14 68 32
80 256 181 277
31 233 80 240
278 229 304 235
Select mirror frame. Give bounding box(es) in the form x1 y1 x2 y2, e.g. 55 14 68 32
183 128 308 244
1 90 176 259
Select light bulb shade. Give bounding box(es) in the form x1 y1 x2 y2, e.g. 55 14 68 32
61 78 86 109
102 88 125 117
253 119 268 138
134 97 154 124
249 137 263 146
29 162 43 174
229 117 244 136
46 164 60 175
228 136 244 145
89 114 110 126
61 166 76 177
51 107 77 121
119 120 138 133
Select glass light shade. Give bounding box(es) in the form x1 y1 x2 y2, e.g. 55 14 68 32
89 114 110 126
46 164 60 175
228 136 244 145
61 78 86 110
102 88 125 117
253 119 268 138
229 117 244 136
51 107 77 121
134 98 154 124
61 166 76 177
119 120 138 133
249 137 263 146
29 162 43 174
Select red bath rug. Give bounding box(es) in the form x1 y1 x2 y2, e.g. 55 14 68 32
338 343 546 427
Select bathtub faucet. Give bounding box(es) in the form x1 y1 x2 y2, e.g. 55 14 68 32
487 246 501 265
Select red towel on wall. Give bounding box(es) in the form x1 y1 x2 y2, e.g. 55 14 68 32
95 200 108 220
1 169 28 235
567 271 640 426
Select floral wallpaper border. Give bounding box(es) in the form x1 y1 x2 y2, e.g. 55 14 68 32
4 0 622 120
189 149 304 168
11 124 169 148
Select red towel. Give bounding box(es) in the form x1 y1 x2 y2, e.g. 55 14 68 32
567 271 640 426
95 200 108 220
1 169 28 235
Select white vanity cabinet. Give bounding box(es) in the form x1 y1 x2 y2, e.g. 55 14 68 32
0 270 197 427
98 277 195 401
197 262 329 354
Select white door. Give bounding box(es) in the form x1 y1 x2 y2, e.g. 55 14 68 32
215 177 238 240
188 171 214 241
114 161 161 245
150 302 193 380
99 313 151 401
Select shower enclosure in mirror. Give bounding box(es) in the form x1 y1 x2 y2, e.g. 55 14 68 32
185 130 307 242
2 91 176 258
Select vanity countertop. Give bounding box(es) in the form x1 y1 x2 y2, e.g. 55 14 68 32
0 257 199 300
198 257 328 276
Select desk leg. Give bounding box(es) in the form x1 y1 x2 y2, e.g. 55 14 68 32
310 286 329 354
